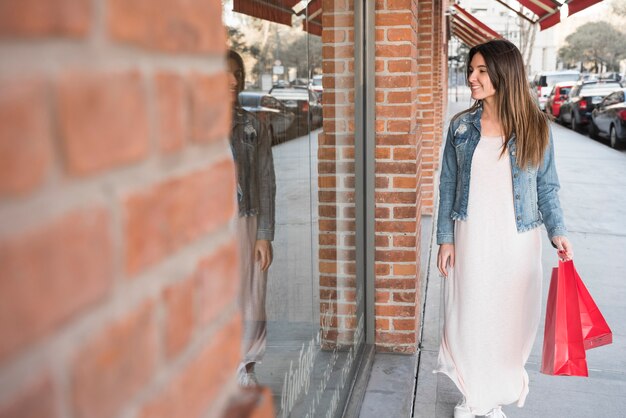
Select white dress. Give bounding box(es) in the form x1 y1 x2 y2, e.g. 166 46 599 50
434 135 543 416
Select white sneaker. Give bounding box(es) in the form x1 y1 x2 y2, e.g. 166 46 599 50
486 407 506 418
237 365 259 388
453 397 474 418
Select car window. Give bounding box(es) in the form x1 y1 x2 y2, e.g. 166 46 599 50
569 85 581 97
603 91 623 106
559 87 571 96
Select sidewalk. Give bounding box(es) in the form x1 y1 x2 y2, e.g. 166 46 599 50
413 89 626 418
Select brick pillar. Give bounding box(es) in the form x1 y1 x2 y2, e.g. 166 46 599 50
416 0 436 215
0 1 272 418
374 0 422 353
433 0 448 169
319 0 359 349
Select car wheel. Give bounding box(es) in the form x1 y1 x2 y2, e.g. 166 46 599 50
609 125 620 149
571 113 579 131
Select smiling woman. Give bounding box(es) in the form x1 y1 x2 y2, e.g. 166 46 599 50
436 39 572 418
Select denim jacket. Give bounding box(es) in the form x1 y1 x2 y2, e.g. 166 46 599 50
436 104 567 245
230 107 276 241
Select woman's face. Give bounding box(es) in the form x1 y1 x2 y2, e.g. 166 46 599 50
227 58 241 105
468 52 496 102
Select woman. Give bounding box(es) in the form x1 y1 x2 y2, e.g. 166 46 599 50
227 49 276 387
434 40 573 418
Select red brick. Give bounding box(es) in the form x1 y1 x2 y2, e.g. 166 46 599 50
376 161 416 174
388 59 413 72
387 0 413 10
393 318 416 331
377 105 412 118
376 278 415 290
189 72 231 144
376 220 416 233
163 277 195 359
375 291 390 303
375 263 390 275
387 28 413 42
387 91 412 104
57 71 149 176
376 331 415 344
124 158 236 275
375 12 413 26
375 191 416 204
375 318 390 330
0 0 90 37
194 242 240 326
376 250 416 262
393 235 416 248
376 75 412 88
393 176 417 189
393 291 416 303
375 304 415 317
107 0 226 54
72 301 158 418
0 78 52 195
393 263 417 276
394 206 417 219
155 72 187 153
0 208 113 364
0 374 57 418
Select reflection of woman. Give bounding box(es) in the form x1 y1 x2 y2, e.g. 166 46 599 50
227 50 276 387
434 40 573 418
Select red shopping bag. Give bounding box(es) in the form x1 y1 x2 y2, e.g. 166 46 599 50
575 267 613 350
540 260 588 376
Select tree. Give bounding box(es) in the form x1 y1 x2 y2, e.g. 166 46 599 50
558 21 626 72
611 0 626 17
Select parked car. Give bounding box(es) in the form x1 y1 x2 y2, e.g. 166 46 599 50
310 74 323 94
558 81 621 131
545 81 574 119
531 70 580 111
589 88 626 149
238 92 296 145
269 86 323 136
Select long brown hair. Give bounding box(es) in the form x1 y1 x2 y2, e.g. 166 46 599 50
460 39 549 168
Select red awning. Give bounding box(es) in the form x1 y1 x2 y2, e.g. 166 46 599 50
450 4 503 47
567 0 604 16
501 0 603 31
232 0 322 36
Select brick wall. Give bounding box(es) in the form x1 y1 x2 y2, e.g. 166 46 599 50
319 0 359 349
0 1 273 417
374 0 422 353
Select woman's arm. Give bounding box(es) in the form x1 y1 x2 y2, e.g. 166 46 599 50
537 128 567 242
436 125 458 245
256 120 276 242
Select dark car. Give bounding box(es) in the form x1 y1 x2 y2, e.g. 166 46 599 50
558 81 622 131
268 86 323 137
545 81 574 120
238 92 296 145
589 88 626 149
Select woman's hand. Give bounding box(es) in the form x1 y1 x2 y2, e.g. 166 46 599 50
255 239 273 271
437 243 455 278
552 236 573 261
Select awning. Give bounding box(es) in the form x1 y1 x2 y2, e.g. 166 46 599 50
232 0 322 36
567 0 604 16
450 4 503 47
492 0 604 31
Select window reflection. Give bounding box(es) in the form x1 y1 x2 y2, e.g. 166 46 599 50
224 1 363 416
